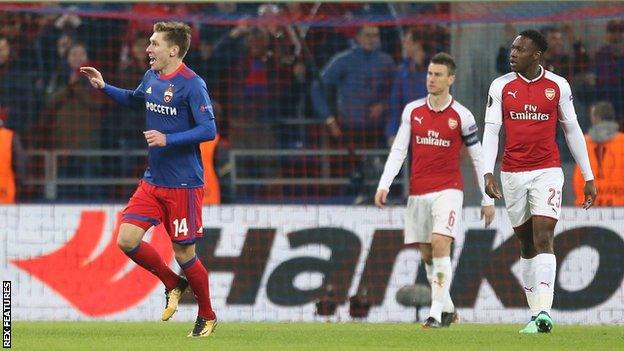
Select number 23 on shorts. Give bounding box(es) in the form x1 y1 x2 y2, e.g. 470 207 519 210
547 188 562 208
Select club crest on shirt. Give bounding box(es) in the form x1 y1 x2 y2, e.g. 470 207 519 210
448 118 458 130
164 84 174 103
544 88 556 101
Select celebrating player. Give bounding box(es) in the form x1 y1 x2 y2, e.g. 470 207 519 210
482 29 597 333
375 53 495 329
80 21 217 338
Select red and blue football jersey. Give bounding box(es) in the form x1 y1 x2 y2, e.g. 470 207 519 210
104 63 216 188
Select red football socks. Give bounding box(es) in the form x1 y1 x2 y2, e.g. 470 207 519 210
126 241 180 291
181 256 216 320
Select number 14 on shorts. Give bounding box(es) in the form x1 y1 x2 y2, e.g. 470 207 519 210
173 218 189 237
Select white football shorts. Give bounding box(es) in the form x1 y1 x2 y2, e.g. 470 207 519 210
404 189 463 244
500 167 564 227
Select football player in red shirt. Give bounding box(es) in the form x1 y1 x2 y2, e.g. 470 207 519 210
482 29 597 333
375 53 495 329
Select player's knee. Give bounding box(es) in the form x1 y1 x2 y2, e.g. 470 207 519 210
533 233 554 253
174 251 193 264
420 254 432 265
430 236 452 257
173 244 195 263
117 232 140 252
519 241 537 258
418 244 433 263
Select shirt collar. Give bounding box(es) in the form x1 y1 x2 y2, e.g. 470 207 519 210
426 94 453 112
516 65 545 83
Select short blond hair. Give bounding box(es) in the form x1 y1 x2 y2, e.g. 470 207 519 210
153 21 191 58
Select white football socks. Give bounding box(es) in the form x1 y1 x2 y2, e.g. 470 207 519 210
534 253 556 314
428 257 453 322
520 257 539 317
425 262 455 315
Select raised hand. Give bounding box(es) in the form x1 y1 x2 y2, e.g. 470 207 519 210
79 66 105 89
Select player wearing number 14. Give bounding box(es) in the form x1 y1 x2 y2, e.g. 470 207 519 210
80 22 217 337
375 53 495 329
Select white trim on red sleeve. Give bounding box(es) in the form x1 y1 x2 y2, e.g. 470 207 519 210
484 72 515 125
544 70 578 122
452 100 479 137
377 98 425 191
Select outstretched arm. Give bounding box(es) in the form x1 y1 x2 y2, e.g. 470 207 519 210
102 85 143 109
80 66 105 89
80 66 143 109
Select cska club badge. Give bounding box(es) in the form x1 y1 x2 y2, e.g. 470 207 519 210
448 118 458 130
544 88 555 101
164 85 174 103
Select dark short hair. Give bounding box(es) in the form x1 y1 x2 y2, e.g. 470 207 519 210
430 52 456 75
591 101 616 121
153 21 191 58
519 29 548 53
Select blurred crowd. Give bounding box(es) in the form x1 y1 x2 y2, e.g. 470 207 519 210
0 2 622 203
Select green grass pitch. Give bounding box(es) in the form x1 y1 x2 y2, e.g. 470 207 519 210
12 322 624 350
